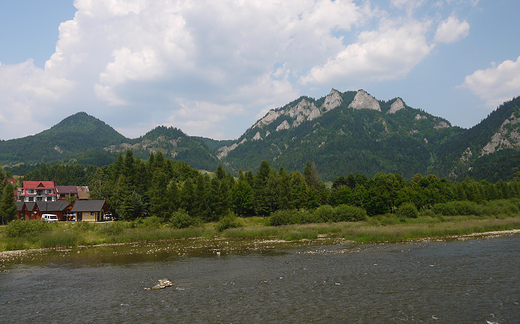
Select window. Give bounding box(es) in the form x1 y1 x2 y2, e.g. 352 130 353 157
47 197 53 202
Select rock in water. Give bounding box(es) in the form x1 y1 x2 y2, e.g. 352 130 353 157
144 279 174 290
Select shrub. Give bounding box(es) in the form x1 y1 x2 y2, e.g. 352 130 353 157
215 212 244 232
333 205 367 222
312 205 335 222
420 209 436 217
397 203 419 219
269 210 301 226
3 220 51 238
300 210 321 224
135 216 164 229
433 201 481 216
170 209 196 229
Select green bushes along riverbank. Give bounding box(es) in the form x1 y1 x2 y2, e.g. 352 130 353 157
2 204 520 252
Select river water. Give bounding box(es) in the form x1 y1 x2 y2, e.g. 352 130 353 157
1 234 519 323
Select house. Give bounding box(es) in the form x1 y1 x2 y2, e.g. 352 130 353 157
24 202 41 220
70 200 110 222
15 201 73 221
16 202 29 220
3 178 16 186
55 186 90 201
19 181 56 202
77 186 90 200
37 201 73 221
56 186 78 200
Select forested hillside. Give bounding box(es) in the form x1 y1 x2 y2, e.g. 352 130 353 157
2 91 520 184
85 150 520 220
0 112 125 166
218 89 463 180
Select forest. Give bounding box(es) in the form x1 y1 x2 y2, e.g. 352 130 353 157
4 149 520 227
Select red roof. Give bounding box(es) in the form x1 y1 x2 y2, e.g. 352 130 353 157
23 181 55 189
3 178 17 185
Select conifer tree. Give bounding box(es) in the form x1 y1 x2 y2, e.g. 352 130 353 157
0 182 17 224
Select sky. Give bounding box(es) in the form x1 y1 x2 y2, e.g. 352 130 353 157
1 0 520 141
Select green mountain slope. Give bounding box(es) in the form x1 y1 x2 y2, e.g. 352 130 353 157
104 126 220 171
434 96 520 181
0 112 126 166
2 92 520 183
218 89 463 180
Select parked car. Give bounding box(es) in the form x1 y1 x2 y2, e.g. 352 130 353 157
42 214 59 223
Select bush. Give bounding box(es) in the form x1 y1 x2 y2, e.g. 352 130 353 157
134 216 164 229
312 205 335 223
300 209 320 224
433 201 481 216
170 209 196 229
269 210 298 226
3 220 51 238
481 199 520 215
397 203 419 219
215 212 244 232
420 209 436 217
333 205 367 222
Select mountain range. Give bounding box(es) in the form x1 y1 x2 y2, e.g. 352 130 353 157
1 89 519 182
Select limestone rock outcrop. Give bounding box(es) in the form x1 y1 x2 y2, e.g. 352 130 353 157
387 98 405 114
321 88 343 112
348 90 381 111
481 113 520 156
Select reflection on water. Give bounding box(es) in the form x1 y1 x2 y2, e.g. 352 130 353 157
1 235 519 323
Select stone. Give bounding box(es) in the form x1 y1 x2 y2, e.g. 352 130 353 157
387 98 405 114
348 90 381 111
321 88 343 112
144 279 174 290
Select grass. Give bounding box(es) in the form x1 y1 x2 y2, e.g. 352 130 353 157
1 213 520 252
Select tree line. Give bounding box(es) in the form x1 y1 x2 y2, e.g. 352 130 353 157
87 149 520 221
3 149 520 224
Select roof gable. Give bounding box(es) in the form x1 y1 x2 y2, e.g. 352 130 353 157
71 200 109 213
56 186 78 194
25 202 38 212
37 201 72 212
23 181 55 189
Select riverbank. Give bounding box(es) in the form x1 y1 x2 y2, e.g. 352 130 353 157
1 214 520 257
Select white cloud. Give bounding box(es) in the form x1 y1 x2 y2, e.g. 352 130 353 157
434 16 470 43
165 99 246 139
300 20 434 85
461 56 520 108
0 59 74 139
0 0 480 140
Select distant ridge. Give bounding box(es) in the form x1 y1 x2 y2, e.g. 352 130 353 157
2 92 520 182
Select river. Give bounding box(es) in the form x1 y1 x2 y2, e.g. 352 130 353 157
1 234 519 323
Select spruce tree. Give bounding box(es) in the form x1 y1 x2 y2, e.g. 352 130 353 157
0 183 17 224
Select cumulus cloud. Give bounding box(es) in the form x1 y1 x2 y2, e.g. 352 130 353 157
434 16 470 43
300 20 434 85
461 56 520 108
0 0 478 140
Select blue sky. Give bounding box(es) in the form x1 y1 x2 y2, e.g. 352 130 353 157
1 0 520 141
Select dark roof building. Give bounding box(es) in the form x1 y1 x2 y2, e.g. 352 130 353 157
71 200 109 222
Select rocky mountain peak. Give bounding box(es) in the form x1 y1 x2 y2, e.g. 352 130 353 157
480 112 520 156
348 90 381 111
387 98 406 114
321 88 343 112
